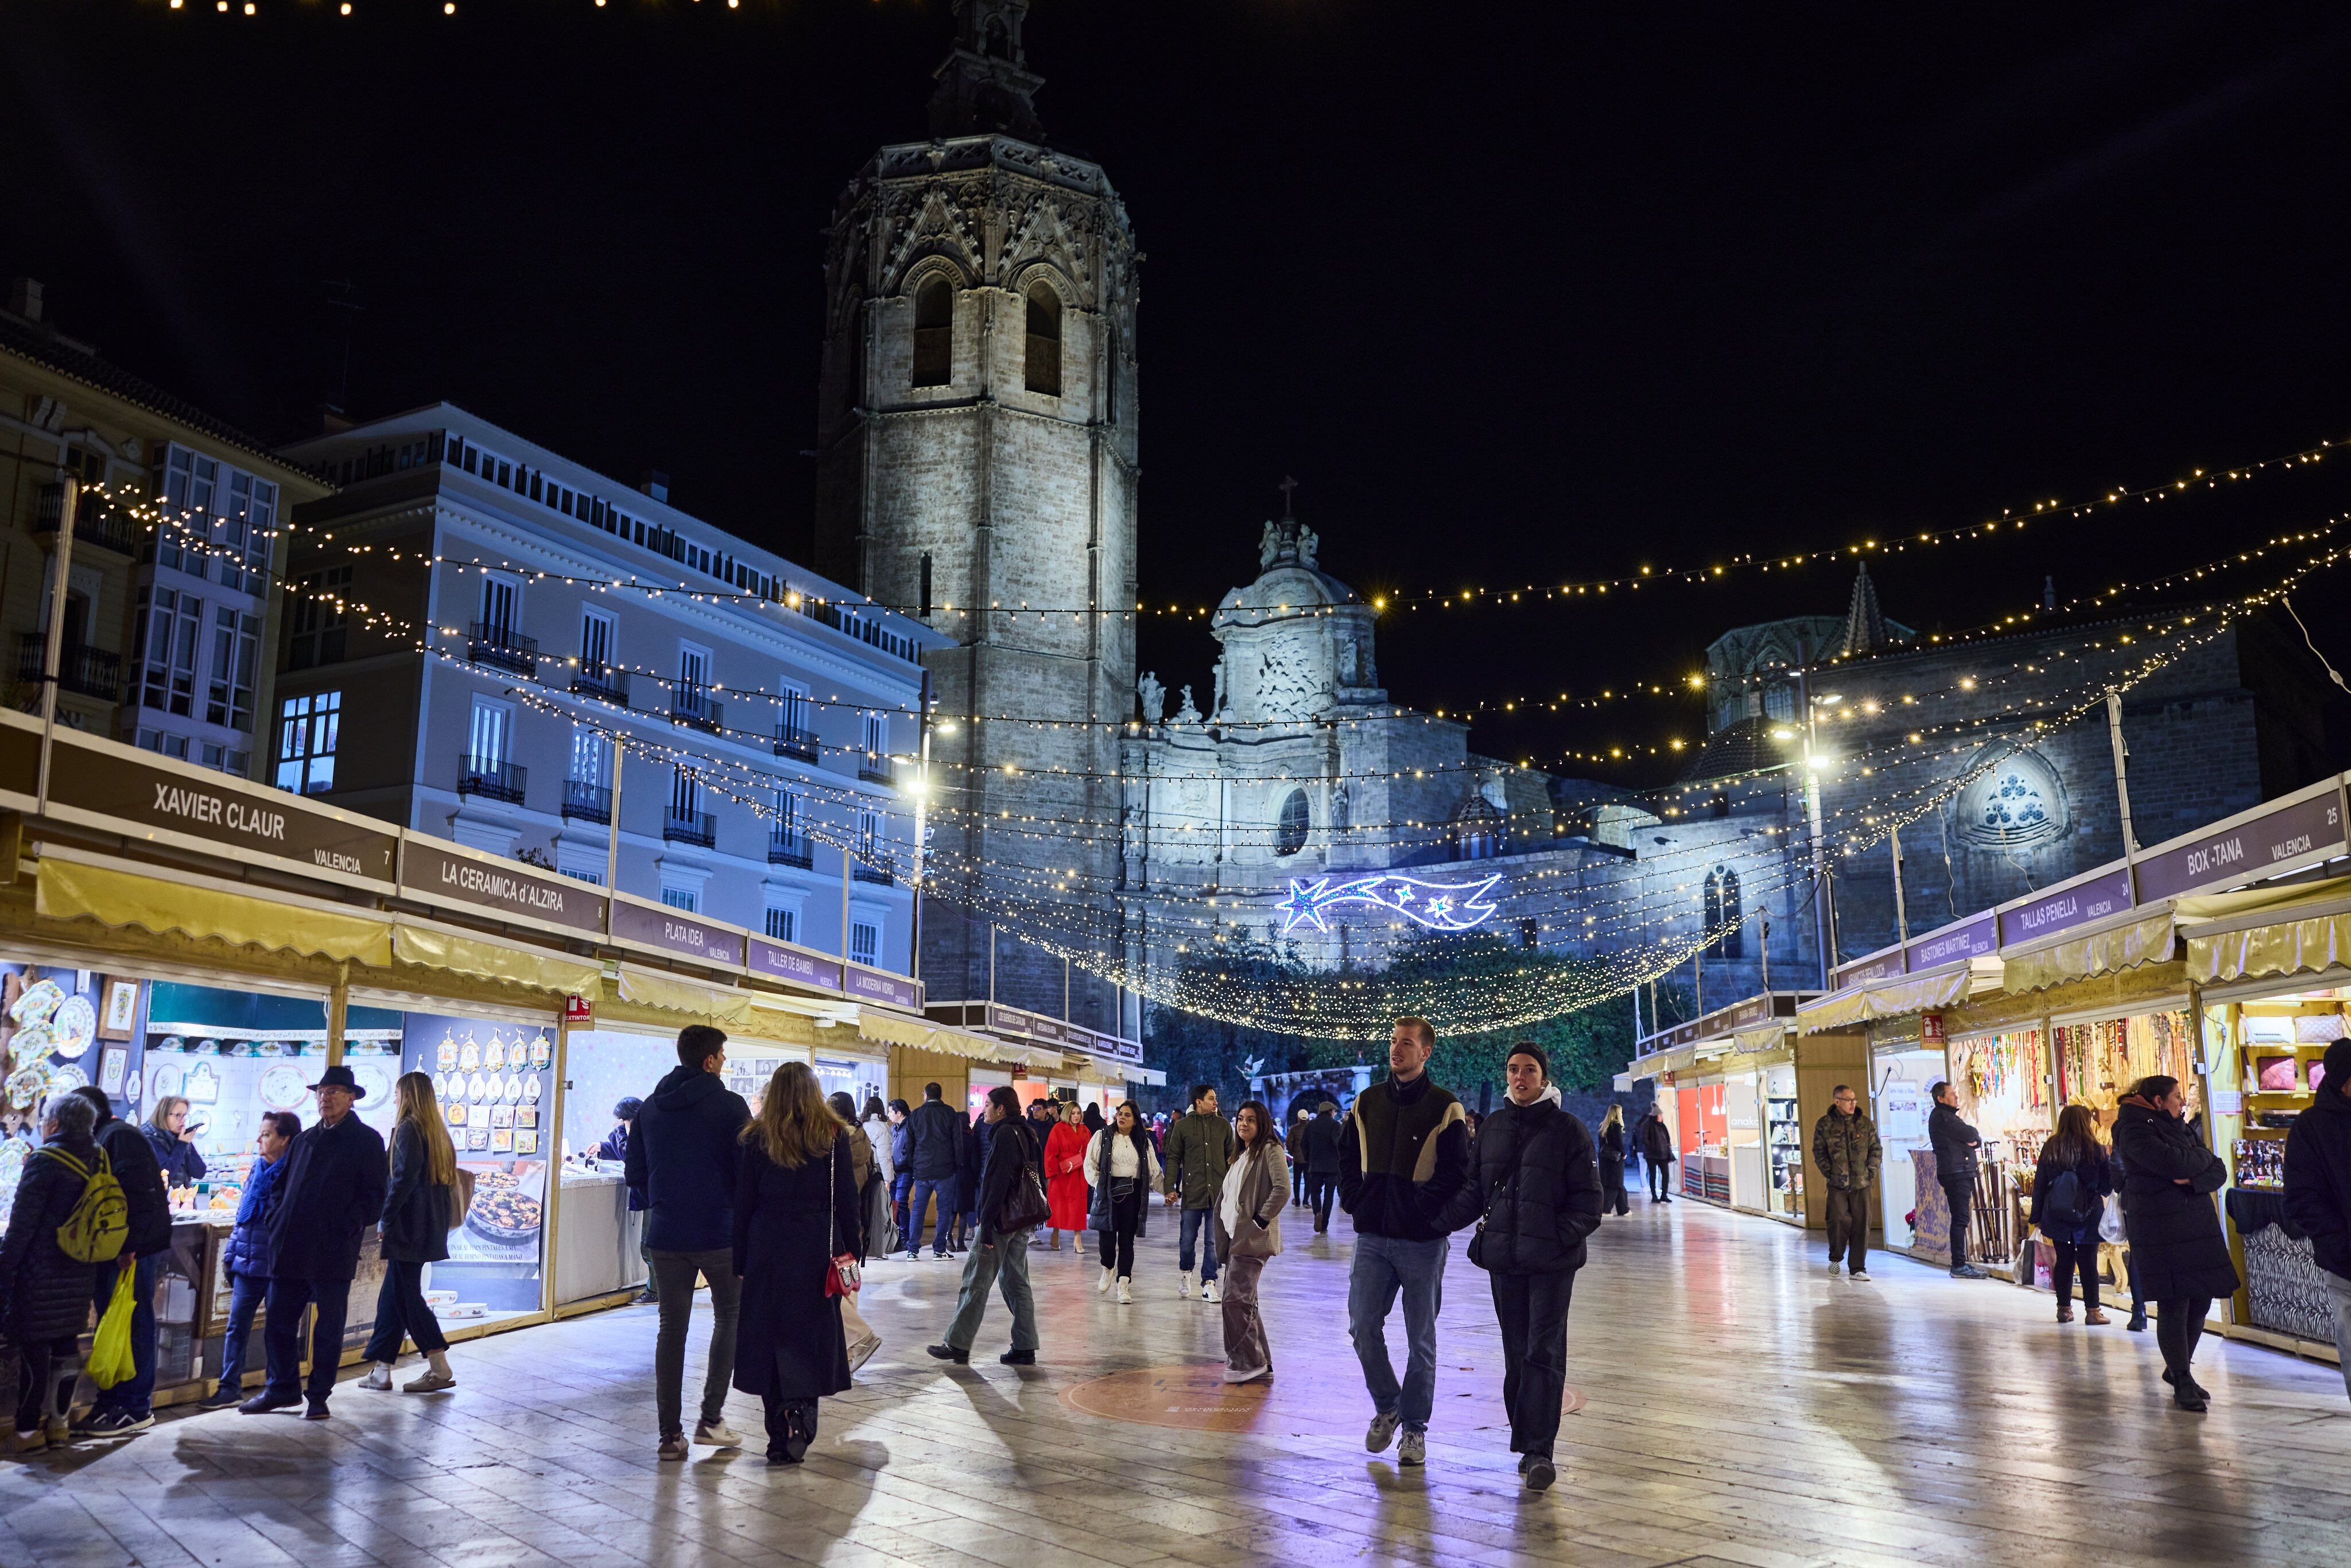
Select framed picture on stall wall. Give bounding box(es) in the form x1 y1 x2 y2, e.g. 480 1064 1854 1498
98 979 138 1040
97 1045 127 1097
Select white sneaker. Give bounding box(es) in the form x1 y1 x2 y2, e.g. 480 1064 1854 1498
1398 1430 1426 1466
1096 1268 1114 1295
692 1419 742 1448
1849 1270 1872 1282
1365 1410 1400 1453
1220 1364 1269 1384
359 1364 394 1392
1116 1277 1133 1305
1178 1270 1196 1299
1203 1278 1222 1304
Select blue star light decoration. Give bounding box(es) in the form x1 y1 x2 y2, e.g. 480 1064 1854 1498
1279 873 1504 934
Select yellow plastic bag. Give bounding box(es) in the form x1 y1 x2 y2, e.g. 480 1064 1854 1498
87 1264 136 1389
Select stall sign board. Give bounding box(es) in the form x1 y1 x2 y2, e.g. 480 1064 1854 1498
611 898 746 968
1836 950 1907 987
844 965 920 1011
2133 789 2346 903
747 937 844 995
564 993 595 1027
1997 867 2136 949
46 735 398 887
1906 914 1996 972
401 839 608 934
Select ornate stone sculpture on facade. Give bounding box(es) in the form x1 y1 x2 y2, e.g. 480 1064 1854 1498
1136 670 1165 724
1211 657 1227 720
1174 685 1201 724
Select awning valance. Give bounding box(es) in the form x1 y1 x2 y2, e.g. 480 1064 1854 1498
856 1008 1003 1061
1798 962 1972 1034
2001 907 2178 994
614 966 752 1027
2184 876 2351 985
1733 1023 1791 1055
391 923 602 997
36 856 391 965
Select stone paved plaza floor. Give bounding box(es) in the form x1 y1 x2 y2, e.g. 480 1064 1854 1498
9 1196 2351 1567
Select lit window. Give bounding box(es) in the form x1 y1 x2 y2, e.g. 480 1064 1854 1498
765 906 796 942
661 887 697 913
274 691 340 794
851 919 879 967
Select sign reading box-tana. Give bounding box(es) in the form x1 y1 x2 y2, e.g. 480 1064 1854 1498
2133 789 2346 903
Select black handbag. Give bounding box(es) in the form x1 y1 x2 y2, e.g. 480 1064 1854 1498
995 1125 1052 1234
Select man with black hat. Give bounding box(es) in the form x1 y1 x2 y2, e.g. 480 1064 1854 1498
241 1064 387 1420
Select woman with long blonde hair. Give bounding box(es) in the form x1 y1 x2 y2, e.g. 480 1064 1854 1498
360 1071 458 1393
1597 1105 1630 1217
732 1062 862 1463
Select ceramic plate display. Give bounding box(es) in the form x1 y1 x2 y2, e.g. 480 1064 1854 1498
9 1022 53 1067
467 1128 490 1151
47 1064 87 1096
486 1035 506 1072
154 1035 185 1054
350 1062 393 1106
436 1033 458 1070
257 1040 285 1057
529 1033 552 1068
459 1038 481 1072
150 1061 185 1103
257 1064 309 1112
183 1061 220 1104
447 1102 468 1127
0 1138 28 1182
10 980 64 1026
524 1074 542 1103
49 996 95 1059
502 1072 522 1104
5 1062 49 1109
432 1072 449 1100
468 1072 488 1102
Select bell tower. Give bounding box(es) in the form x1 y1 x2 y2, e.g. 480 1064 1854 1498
813 0 1140 1033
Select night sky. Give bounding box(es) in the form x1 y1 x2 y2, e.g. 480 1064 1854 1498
11 0 2351 779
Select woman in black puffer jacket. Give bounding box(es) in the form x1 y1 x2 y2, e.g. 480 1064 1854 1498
1468 1044 1603 1492
2112 1076 2239 1412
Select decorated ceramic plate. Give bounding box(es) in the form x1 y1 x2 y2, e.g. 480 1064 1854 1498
9 1022 53 1067
446 1101 468 1127
257 1064 309 1112
49 996 95 1059
350 1062 393 1106
529 1033 552 1068
150 1061 184 1102
0 1137 28 1181
502 1072 522 1104
46 1064 87 1096
486 1035 507 1071
5 1062 50 1109
432 1072 449 1100
154 1035 185 1054
524 1074 542 1103
9 980 64 1026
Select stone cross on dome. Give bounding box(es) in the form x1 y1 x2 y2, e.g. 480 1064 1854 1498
1258 476 1320 570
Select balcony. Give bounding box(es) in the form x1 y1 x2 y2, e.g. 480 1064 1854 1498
569 663 629 705
767 827 813 868
670 687 723 736
457 756 526 805
858 752 897 786
851 852 895 886
34 483 139 556
467 622 538 677
663 810 716 848
16 633 122 702
774 725 820 764
561 779 612 825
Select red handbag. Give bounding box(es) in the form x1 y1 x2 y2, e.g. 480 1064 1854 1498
824 1139 860 1297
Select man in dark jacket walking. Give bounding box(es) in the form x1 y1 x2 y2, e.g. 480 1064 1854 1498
70 1085 170 1435
1337 1018 1480 1468
903 1083 964 1260
1635 1106 1676 1201
243 1066 387 1420
2284 1038 2351 1404
1163 1086 1236 1301
1469 1046 1603 1492
1302 1100 1344 1233
1811 1085 1881 1280
624 1025 750 1459
1927 1081 1988 1279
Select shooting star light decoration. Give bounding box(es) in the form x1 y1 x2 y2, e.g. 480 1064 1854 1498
1279 873 1504 934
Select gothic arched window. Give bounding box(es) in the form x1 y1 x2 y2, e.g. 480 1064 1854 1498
1275 789 1310 857
1025 283 1063 396
1703 866 1744 959
912 275 953 388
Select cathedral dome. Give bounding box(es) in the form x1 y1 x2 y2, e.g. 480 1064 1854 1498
1203 503 1384 723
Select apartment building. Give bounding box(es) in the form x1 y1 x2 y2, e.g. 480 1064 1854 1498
276 404 941 977
0 279 327 775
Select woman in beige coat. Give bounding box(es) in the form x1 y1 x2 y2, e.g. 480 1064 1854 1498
1213 1100 1292 1383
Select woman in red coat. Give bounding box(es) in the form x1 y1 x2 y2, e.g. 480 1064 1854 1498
1045 1102 1093 1253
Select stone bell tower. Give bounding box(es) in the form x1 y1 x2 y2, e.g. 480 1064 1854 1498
813 0 1140 1034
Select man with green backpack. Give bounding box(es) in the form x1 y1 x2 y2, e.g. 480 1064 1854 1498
71 1085 170 1435
1 1092 123 1452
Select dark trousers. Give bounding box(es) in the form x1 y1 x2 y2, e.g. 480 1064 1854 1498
891 1172 912 1248
218 1270 267 1393
262 1276 351 1405
361 1260 448 1363
761 1392 817 1460
907 1174 957 1256
1940 1175 1976 1268
1600 1156 1630 1216
1647 1158 1673 1199
1488 1269 1574 1460
650 1247 742 1439
1825 1185 1871 1272
13 1334 77 1433
2126 1249 2146 1317
1302 1173 1337 1231
2051 1239 2100 1311
2155 1298 2212 1380
90 1253 161 1417
1096 1186 1142 1276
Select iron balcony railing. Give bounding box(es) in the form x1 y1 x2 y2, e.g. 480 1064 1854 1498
774 724 820 763
569 663 629 704
858 752 897 786
561 779 612 825
457 756 526 804
467 622 538 677
670 687 723 735
767 827 813 868
851 852 895 886
16 633 122 701
663 810 716 848
34 483 139 556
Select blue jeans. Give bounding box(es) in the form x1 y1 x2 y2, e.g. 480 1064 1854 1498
908 1175 959 1256
219 1270 267 1395
945 1232 1037 1353
1177 1206 1221 1282
90 1253 162 1417
1348 1232 1447 1431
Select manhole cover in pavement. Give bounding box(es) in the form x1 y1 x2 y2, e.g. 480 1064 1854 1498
1060 1363 1585 1434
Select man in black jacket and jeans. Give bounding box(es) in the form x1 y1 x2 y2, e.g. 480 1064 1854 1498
1337 1017 1480 1469
70 1086 170 1435
1928 1081 1988 1279
1302 1100 1344 1233
902 1083 965 1260
626 1025 751 1460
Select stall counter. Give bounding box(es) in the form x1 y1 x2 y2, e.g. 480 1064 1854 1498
554 1167 645 1307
